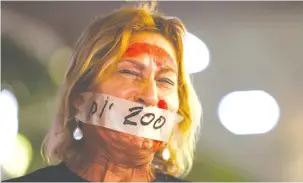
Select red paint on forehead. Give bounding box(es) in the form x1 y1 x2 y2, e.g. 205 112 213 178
122 43 173 64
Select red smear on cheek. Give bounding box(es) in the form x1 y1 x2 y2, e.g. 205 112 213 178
158 99 168 110
153 100 169 151
122 43 172 63
153 140 163 152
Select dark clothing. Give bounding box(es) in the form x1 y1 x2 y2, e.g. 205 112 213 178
4 163 188 182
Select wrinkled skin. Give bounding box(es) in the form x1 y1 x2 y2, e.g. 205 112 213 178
69 31 179 182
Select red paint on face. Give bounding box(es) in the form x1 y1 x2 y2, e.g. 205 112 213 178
153 99 168 151
158 99 168 110
121 43 173 151
122 43 173 66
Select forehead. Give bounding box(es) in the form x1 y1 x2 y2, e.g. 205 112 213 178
127 32 177 62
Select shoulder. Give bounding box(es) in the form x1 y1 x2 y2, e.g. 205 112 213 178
3 163 79 182
155 172 190 182
3 164 62 182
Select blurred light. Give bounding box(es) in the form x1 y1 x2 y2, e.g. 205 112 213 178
1 134 33 177
162 148 170 161
0 89 19 155
47 46 73 85
218 90 280 135
184 32 210 74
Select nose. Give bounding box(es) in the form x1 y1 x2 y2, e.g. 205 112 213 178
135 79 158 106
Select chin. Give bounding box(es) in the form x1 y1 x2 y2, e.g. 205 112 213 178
96 127 158 152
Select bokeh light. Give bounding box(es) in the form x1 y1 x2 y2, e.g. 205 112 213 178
0 89 19 157
1 134 33 177
218 90 280 135
184 31 210 74
162 148 170 161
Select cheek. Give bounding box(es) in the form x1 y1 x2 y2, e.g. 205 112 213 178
94 76 139 98
163 92 179 112
93 74 179 110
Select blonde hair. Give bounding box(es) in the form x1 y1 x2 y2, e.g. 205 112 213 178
42 2 202 178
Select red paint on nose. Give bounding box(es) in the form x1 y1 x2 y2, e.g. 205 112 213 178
158 99 168 110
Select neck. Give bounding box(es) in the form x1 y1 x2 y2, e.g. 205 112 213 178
66 140 156 182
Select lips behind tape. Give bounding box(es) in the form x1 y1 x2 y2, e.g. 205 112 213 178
75 92 183 142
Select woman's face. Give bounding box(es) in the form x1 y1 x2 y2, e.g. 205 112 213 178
81 32 179 153
99 32 179 110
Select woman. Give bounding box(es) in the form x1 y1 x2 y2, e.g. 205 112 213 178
6 2 202 182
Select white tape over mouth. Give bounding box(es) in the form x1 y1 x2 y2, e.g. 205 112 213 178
74 92 183 142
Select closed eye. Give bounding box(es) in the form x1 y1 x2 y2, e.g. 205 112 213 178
119 69 139 76
157 78 175 86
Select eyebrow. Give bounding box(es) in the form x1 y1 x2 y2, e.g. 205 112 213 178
119 59 178 74
119 59 145 70
157 67 178 75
